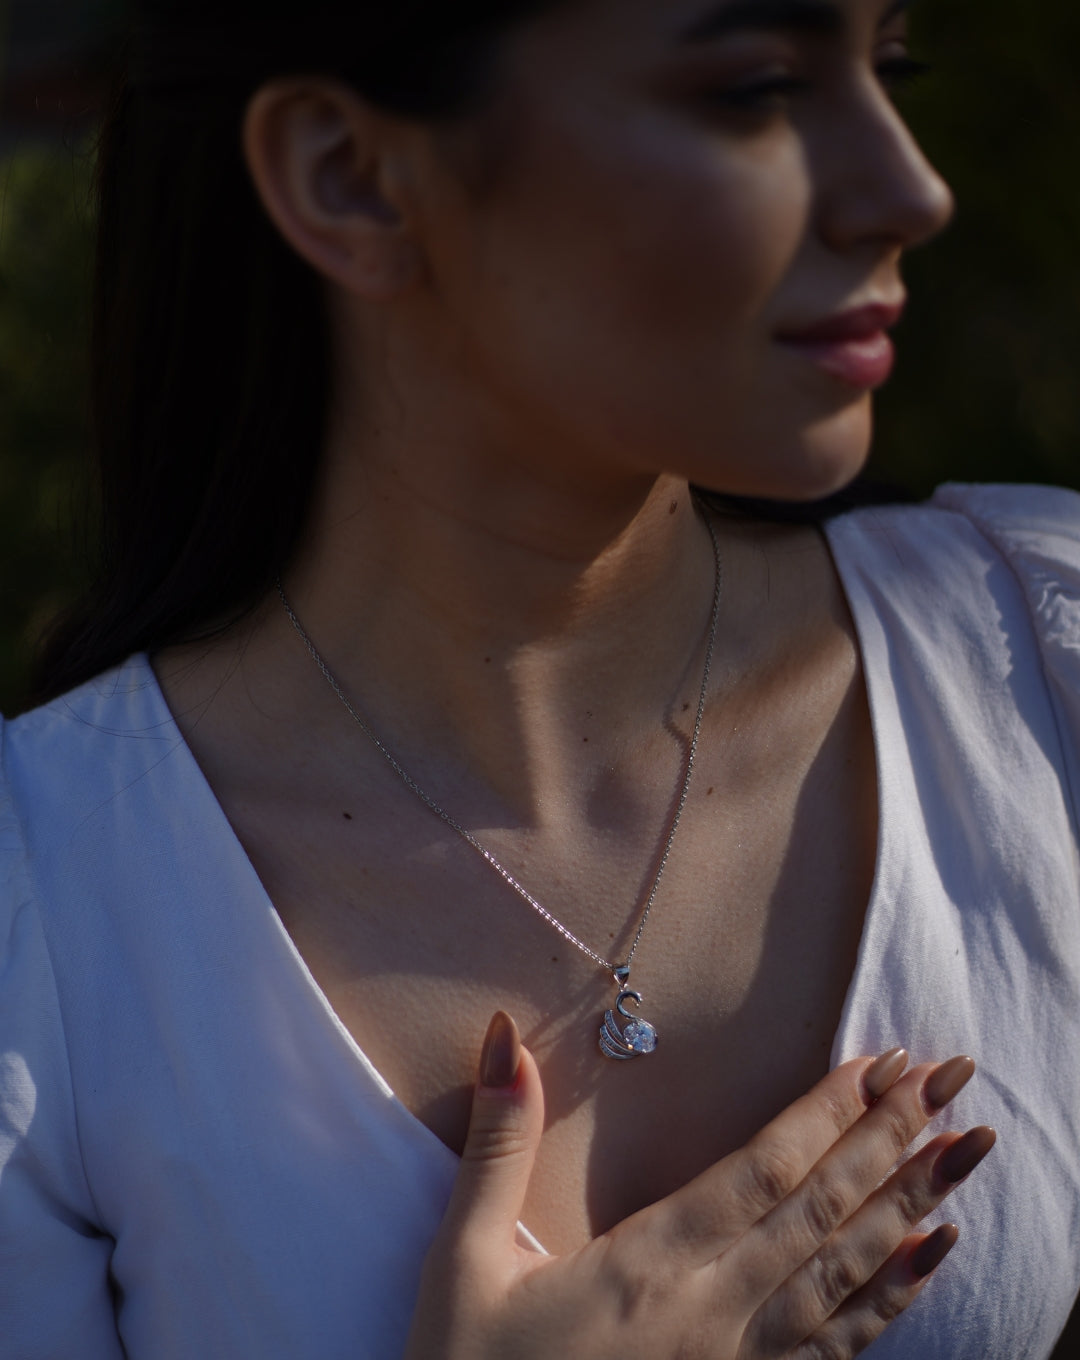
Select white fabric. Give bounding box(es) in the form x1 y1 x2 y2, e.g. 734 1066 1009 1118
1 483 1079 1359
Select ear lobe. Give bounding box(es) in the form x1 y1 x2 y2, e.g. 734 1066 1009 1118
242 80 420 298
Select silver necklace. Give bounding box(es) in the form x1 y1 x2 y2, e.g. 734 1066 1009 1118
278 509 722 1061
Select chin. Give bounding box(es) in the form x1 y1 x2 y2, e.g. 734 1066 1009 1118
755 403 874 503
689 421 873 505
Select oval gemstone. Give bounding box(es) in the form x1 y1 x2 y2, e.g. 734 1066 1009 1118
623 1019 658 1054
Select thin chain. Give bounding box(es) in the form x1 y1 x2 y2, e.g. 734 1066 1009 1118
278 509 722 981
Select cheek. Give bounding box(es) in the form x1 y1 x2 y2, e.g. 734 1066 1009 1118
437 110 843 492
489 119 802 355
483 113 810 351
595 127 811 343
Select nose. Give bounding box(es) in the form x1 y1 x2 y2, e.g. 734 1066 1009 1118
816 81 955 254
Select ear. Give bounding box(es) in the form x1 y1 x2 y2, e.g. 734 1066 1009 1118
242 79 423 300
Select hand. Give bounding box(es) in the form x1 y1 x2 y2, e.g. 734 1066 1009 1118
405 1013 994 1360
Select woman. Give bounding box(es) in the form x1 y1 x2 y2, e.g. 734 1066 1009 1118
2 0 1078 1355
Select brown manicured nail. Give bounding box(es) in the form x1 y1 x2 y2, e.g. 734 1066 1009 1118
479 1011 521 1089
863 1047 909 1101
911 1223 959 1279
922 1055 976 1112
935 1126 997 1185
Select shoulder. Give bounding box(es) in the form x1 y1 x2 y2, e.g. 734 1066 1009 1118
0 652 251 1016
0 654 197 1006
825 481 1080 628
924 483 1080 644
828 481 1080 827
830 478 1080 553
0 652 169 1006
0 653 214 1198
929 480 1080 542
5 652 173 771
3 655 184 845
925 482 1080 594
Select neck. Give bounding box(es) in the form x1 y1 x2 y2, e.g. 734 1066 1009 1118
273 441 720 827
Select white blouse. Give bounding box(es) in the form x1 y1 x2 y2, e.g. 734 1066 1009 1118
1 483 1079 1359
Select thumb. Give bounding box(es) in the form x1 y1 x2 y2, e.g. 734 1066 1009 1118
440 1011 546 1255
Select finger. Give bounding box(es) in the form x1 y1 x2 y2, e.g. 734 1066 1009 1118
436 1012 546 1262
645 1048 910 1261
782 1225 960 1360
728 1055 975 1301
747 1125 993 1352
823 1125 994 1291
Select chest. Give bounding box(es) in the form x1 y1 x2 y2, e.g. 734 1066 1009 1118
231 688 877 1252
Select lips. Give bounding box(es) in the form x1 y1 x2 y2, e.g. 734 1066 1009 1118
775 302 905 389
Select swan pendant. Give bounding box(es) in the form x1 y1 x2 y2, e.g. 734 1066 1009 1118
599 986 659 1060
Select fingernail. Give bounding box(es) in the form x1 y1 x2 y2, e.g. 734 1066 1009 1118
479 1011 521 1089
911 1223 959 1279
922 1055 976 1112
863 1047 909 1101
935 1126 997 1186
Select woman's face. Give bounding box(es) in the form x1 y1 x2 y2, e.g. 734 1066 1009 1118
415 0 954 501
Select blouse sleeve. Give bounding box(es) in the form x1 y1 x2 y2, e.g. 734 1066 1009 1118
933 482 1080 840
0 718 125 1358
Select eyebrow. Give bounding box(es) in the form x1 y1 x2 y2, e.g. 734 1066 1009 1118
678 0 912 45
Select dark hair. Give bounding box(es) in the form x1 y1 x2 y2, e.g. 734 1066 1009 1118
34 0 555 701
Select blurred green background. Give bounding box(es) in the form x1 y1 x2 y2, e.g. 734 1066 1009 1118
2 0 1080 716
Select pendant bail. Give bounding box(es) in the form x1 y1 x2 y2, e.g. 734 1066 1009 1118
613 963 631 986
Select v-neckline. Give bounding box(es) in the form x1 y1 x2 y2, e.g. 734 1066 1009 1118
137 517 894 1256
